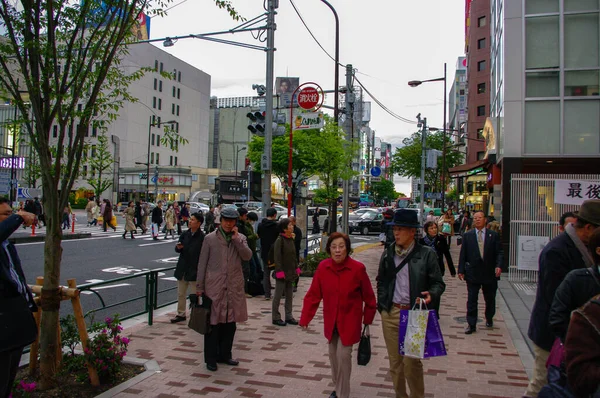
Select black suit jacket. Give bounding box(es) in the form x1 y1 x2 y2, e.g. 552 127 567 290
457 228 503 284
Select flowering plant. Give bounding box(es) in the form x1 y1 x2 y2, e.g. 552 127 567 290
9 380 36 397
83 315 130 381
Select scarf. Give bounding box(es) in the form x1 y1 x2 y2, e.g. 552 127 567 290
565 223 594 268
423 234 437 250
394 241 415 258
219 226 233 244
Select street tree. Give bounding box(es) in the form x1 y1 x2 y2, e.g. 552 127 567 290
0 0 242 388
390 130 463 195
85 133 113 199
371 179 397 205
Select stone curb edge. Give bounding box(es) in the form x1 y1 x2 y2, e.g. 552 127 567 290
94 357 161 398
352 242 382 254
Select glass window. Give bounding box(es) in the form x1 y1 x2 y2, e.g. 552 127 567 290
158 98 162 110
82 165 87 178
175 157 178 166
477 151 486 160
526 0 558 14
169 156 173 166
564 100 600 154
477 38 486 49
92 127 97 137
154 60 158 70
526 71 560 97
153 78 157 90
151 133 155 146
77 104 82 112
176 105 180 116
477 82 486 93
565 70 600 96
526 16 559 69
91 145 97 158
177 88 181 99
478 16 486 27
173 86 176 97
477 105 486 116
478 60 486 71
172 103 175 114
53 125 57 138
157 135 160 147
477 128 484 139
525 101 560 153
159 81 163 92
156 153 160 165
151 153 154 164
565 0 599 12
178 71 181 82
160 62 163 73
564 13 599 68
152 97 156 109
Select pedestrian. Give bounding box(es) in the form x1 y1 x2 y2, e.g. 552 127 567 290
419 221 456 278
300 232 376 398
438 208 454 246
100 199 106 228
524 199 600 398
140 201 149 233
558 211 577 233
376 209 446 398
458 211 503 334
289 216 303 293
236 208 252 298
486 221 501 233
549 227 600 343
323 216 330 236
102 199 116 232
204 206 215 233
312 207 321 234
62 202 73 230
151 201 164 241
246 211 263 289
85 197 95 227
425 210 437 224
180 203 190 228
214 203 222 229
271 218 300 327
33 197 43 228
134 201 147 234
122 201 136 239
0 199 37 398
171 212 205 324
173 201 182 235
257 208 279 300
459 210 472 235
380 208 395 248
164 204 176 239
564 294 600 397
196 207 252 372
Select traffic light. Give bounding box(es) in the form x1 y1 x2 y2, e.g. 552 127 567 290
139 173 147 180
247 111 266 136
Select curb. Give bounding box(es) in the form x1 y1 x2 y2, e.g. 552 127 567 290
95 357 161 398
10 233 92 243
352 242 382 254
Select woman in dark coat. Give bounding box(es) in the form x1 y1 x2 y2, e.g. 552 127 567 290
272 218 300 326
312 207 321 234
134 201 147 234
419 221 456 277
102 199 116 232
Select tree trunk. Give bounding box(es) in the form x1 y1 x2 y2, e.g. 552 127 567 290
38 186 64 389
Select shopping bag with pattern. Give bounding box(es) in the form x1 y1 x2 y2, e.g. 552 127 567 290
399 302 429 359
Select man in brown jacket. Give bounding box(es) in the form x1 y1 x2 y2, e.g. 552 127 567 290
196 207 253 372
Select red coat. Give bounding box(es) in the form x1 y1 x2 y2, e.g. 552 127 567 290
299 256 377 346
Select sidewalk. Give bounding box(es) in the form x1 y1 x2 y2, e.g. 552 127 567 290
115 244 531 398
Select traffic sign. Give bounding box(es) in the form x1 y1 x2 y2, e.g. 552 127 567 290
151 176 158 184
298 87 319 110
370 166 382 177
425 192 442 200
371 177 381 182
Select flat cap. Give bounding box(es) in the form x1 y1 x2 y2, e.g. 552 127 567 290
220 207 240 220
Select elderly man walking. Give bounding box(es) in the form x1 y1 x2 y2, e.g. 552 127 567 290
377 210 446 398
196 207 252 372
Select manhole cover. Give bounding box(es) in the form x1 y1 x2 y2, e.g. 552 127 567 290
454 316 482 324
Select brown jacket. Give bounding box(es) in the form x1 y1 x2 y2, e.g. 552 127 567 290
273 234 298 281
565 294 600 397
196 230 253 325
123 207 136 232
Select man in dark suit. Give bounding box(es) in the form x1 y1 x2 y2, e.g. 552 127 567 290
458 210 503 334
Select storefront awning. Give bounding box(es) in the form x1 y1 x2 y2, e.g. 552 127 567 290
448 159 488 177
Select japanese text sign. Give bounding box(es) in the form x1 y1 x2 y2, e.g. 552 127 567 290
554 180 600 205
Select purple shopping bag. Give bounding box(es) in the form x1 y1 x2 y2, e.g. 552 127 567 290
545 338 564 369
398 308 447 358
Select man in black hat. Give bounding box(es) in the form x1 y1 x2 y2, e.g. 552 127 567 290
376 209 446 398
524 199 600 397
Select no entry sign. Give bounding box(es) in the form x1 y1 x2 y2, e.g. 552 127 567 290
297 87 319 110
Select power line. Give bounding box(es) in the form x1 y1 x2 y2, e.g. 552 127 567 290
355 76 417 125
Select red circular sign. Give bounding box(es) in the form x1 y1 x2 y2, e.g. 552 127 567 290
297 87 319 110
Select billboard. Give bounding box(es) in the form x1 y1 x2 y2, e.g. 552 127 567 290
275 77 299 107
374 137 381 160
132 12 151 41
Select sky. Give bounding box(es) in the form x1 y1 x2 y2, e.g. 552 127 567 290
150 0 467 196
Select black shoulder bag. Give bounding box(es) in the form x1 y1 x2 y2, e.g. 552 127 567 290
357 325 371 366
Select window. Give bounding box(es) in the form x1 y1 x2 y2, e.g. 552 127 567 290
91 145 97 158
53 125 57 138
169 156 173 166
565 0 600 12
564 13 599 69
477 38 486 49
156 153 160 165
90 166 96 178
526 0 558 14
477 105 486 116
477 82 486 94
82 165 87 178
174 157 178 166
152 97 157 109
178 71 181 82
92 126 97 137
157 135 160 147
177 88 180 99
83 149 87 160
154 60 158 71
157 116 161 125
159 62 163 73
77 104 82 112
477 60 486 71
564 100 600 154
151 153 154 164
477 128 484 139
526 71 560 97
153 78 157 90
477 16 486 27
172 86 176 97
459 89 465 95
158 98 162 110
172 103 175 114
526 16 559 69
159 80 163 92
176 105 180 116
82 125 88 137
525 101 560 154
151 134 155 146
565 70 600 96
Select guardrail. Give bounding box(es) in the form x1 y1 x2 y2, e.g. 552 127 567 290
77 265 177 326
305 235 322 257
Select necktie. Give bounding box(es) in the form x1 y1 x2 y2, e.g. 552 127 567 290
477 230 484 258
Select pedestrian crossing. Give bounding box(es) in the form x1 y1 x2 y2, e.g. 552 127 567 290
75 225 188 245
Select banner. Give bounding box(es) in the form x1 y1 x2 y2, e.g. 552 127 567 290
276 77 299 107
293 112 324 130
554 180 600 205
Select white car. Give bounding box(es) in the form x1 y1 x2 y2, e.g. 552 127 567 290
187 202 209 214
249 204 288 219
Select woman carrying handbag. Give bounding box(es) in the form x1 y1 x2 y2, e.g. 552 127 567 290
299 232 377 398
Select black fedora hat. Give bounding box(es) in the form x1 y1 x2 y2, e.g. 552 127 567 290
576 199 600 226
387 209 421 228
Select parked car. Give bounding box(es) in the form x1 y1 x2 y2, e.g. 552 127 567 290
349 212 384 235
244 201 263 210
308 207 329 228
187 202 209 214
338 208 378 225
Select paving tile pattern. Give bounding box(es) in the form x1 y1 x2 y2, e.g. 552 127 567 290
116 245 528 397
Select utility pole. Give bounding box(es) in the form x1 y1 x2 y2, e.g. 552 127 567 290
262 0 276 216
441 62 447 210
418 115 427 226
341 64 354 234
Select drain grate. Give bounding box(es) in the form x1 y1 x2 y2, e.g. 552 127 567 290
513 283 536 291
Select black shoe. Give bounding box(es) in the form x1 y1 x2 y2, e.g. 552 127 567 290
486 320 494 328
153 237 159 241
329 392 337 398
170 315 186 324
286 318 299 325
272 320 286 327
465 325 477 334
206 363 218 372
217 359 239 366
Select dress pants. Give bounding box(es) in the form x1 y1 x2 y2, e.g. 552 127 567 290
0 347 23 398
204 322 237 365
272 279 294 321
176 280 196 317
261 256 272 298
466 280 497 327
381 307 425 398
328 330 353 398
523 343 550 397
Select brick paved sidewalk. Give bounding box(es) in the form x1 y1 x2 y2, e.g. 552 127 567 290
116 244 529 398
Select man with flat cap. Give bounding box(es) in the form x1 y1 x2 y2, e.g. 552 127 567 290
196 207 253 372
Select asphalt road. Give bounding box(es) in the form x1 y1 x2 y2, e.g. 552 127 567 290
16 215 381 324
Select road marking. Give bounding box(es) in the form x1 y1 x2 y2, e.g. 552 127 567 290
138 240 178 247
161 277 177 281
353 237 374 241
81 283 131 294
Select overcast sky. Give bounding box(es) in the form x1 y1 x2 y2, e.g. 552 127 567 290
150 0 466 196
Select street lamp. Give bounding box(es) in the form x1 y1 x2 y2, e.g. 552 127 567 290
235 145 246 202
146 118 176 200
409 63 447 210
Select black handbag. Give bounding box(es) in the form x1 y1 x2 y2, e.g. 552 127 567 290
0 294 37 354
188 294 211 335
357 325 371 366
456 235 463 246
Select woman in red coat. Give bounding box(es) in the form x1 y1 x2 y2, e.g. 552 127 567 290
299 232 377 398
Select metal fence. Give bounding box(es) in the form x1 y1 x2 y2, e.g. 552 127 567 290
508 173 600 282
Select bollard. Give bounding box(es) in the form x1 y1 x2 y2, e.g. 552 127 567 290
71 213 75 234
30 222 35 236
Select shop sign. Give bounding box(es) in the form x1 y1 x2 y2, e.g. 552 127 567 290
293 112 324 130
467 167 484 176
158 176 174 185
0 157 25 169
554 179 600 205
